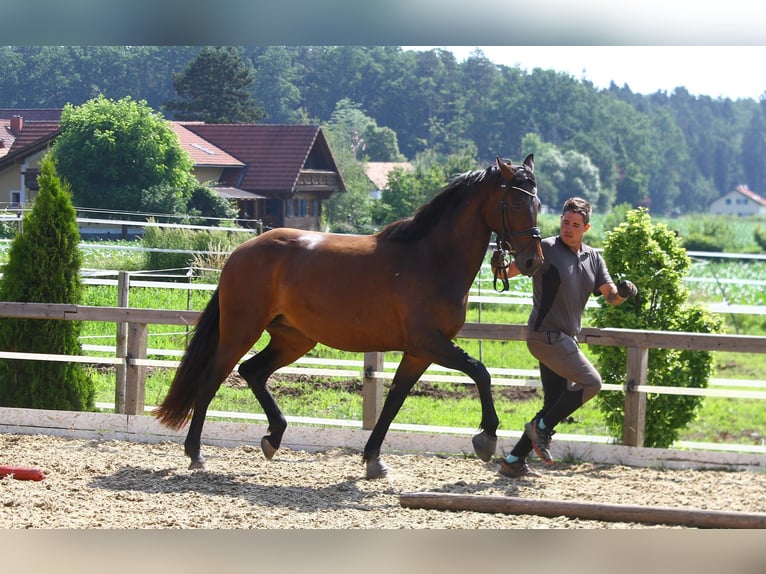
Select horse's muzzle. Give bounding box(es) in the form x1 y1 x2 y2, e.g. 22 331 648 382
517 253 543 276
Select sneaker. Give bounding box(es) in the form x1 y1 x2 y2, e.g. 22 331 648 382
498 458 541 478
525 417 555 464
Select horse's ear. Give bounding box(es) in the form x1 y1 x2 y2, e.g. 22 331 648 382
496 156 516 180
523 154 534 173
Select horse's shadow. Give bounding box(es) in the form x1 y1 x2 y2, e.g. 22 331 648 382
89 461 520 513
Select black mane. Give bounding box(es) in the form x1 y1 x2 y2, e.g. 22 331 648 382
377 166 497 242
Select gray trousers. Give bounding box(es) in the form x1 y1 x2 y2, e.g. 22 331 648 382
526 330 602 403
509 330 602 459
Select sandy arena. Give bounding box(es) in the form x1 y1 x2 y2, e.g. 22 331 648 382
2 432 765 529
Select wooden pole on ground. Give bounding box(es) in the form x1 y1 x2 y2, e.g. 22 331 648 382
399 492 766 529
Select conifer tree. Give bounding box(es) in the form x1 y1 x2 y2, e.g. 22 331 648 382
0 155 94 410
164 46 266 123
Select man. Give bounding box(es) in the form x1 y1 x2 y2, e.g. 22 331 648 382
499 197 637 478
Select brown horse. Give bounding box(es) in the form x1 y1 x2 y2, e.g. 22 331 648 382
154 154 543 479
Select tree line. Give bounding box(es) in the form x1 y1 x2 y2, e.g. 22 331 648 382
2 45 765 216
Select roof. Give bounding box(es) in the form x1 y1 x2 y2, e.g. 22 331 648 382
0 109 62 121
0 110 345 198
0 120 60 168
184 124 344 194
733 185 766 208
364 161 413 189
212 186 266 200
6 121 60 154
168 122 244 168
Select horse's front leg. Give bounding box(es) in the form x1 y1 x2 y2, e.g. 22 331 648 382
363 354 430 479
429 339 499 462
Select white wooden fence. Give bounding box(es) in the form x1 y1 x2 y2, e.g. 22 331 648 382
0 299 765 470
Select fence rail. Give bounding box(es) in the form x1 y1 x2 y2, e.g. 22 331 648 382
0 299 764 453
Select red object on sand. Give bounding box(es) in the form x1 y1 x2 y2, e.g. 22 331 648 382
0 465 45 481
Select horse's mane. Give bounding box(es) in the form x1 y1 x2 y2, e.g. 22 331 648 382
377 166 497 242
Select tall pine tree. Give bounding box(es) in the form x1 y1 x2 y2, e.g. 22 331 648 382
164 46 266 123
0 155 94 410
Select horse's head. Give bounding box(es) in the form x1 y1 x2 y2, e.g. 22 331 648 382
489 154 544 279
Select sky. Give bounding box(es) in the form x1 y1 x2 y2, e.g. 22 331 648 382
403 46 766 101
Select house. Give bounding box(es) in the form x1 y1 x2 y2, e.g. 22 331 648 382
0 110 346 231
0 112 61 207
183 123 345 231
709 185 766 216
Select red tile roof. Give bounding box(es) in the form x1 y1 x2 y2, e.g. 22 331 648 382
735 185 766 208
168 122 244 168
184 124 343 194
7 121 60 154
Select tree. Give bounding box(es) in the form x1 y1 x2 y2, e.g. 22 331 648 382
164 46 265 123
0 155 95 410
371 149 478 227
52 95 196 214
521 133 601 210
591 208 723 448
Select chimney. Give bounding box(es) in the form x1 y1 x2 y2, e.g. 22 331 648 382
10 115 23 134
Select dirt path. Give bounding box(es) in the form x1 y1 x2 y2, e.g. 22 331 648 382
2 433 765 529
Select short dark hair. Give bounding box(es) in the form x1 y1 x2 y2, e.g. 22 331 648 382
562 197 592 225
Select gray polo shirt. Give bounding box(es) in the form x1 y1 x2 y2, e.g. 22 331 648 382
527 236 612 337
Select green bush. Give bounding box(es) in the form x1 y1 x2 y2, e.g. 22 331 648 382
591 208 723 448
755 225 766 251
0 155 94 410
677 216 735 252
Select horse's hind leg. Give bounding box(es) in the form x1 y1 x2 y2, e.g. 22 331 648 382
238 327 316 460
184 346 247 470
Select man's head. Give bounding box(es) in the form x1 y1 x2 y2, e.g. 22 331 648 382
559 197 592 252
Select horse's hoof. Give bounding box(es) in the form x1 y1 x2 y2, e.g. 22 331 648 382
261 436 278 460
365 458 389 480
188 458 206 471
472 431 497 462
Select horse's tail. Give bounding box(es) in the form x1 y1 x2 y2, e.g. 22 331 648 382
153 289 221 430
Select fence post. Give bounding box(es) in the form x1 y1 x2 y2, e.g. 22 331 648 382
124 322 148 416
114 271 130 414
363 351 384 429
623 345 648 446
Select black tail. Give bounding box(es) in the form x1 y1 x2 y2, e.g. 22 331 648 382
153 289 221 430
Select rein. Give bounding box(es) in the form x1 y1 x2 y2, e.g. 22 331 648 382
491 183 541 292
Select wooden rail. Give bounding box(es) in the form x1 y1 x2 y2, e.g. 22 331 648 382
0 300 764 449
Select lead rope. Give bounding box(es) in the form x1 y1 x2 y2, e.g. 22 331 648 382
492 189 512 292
491 241 511 292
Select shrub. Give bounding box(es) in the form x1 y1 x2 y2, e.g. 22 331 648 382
755 225 766 251
678 216 735 252
591 208 723 448
0 155 95 410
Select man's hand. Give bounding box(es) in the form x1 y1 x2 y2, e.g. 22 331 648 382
616 279 638 298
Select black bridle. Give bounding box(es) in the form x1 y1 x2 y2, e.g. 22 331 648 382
492 180 541 292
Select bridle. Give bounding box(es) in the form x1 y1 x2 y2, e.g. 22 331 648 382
491 177 541 292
